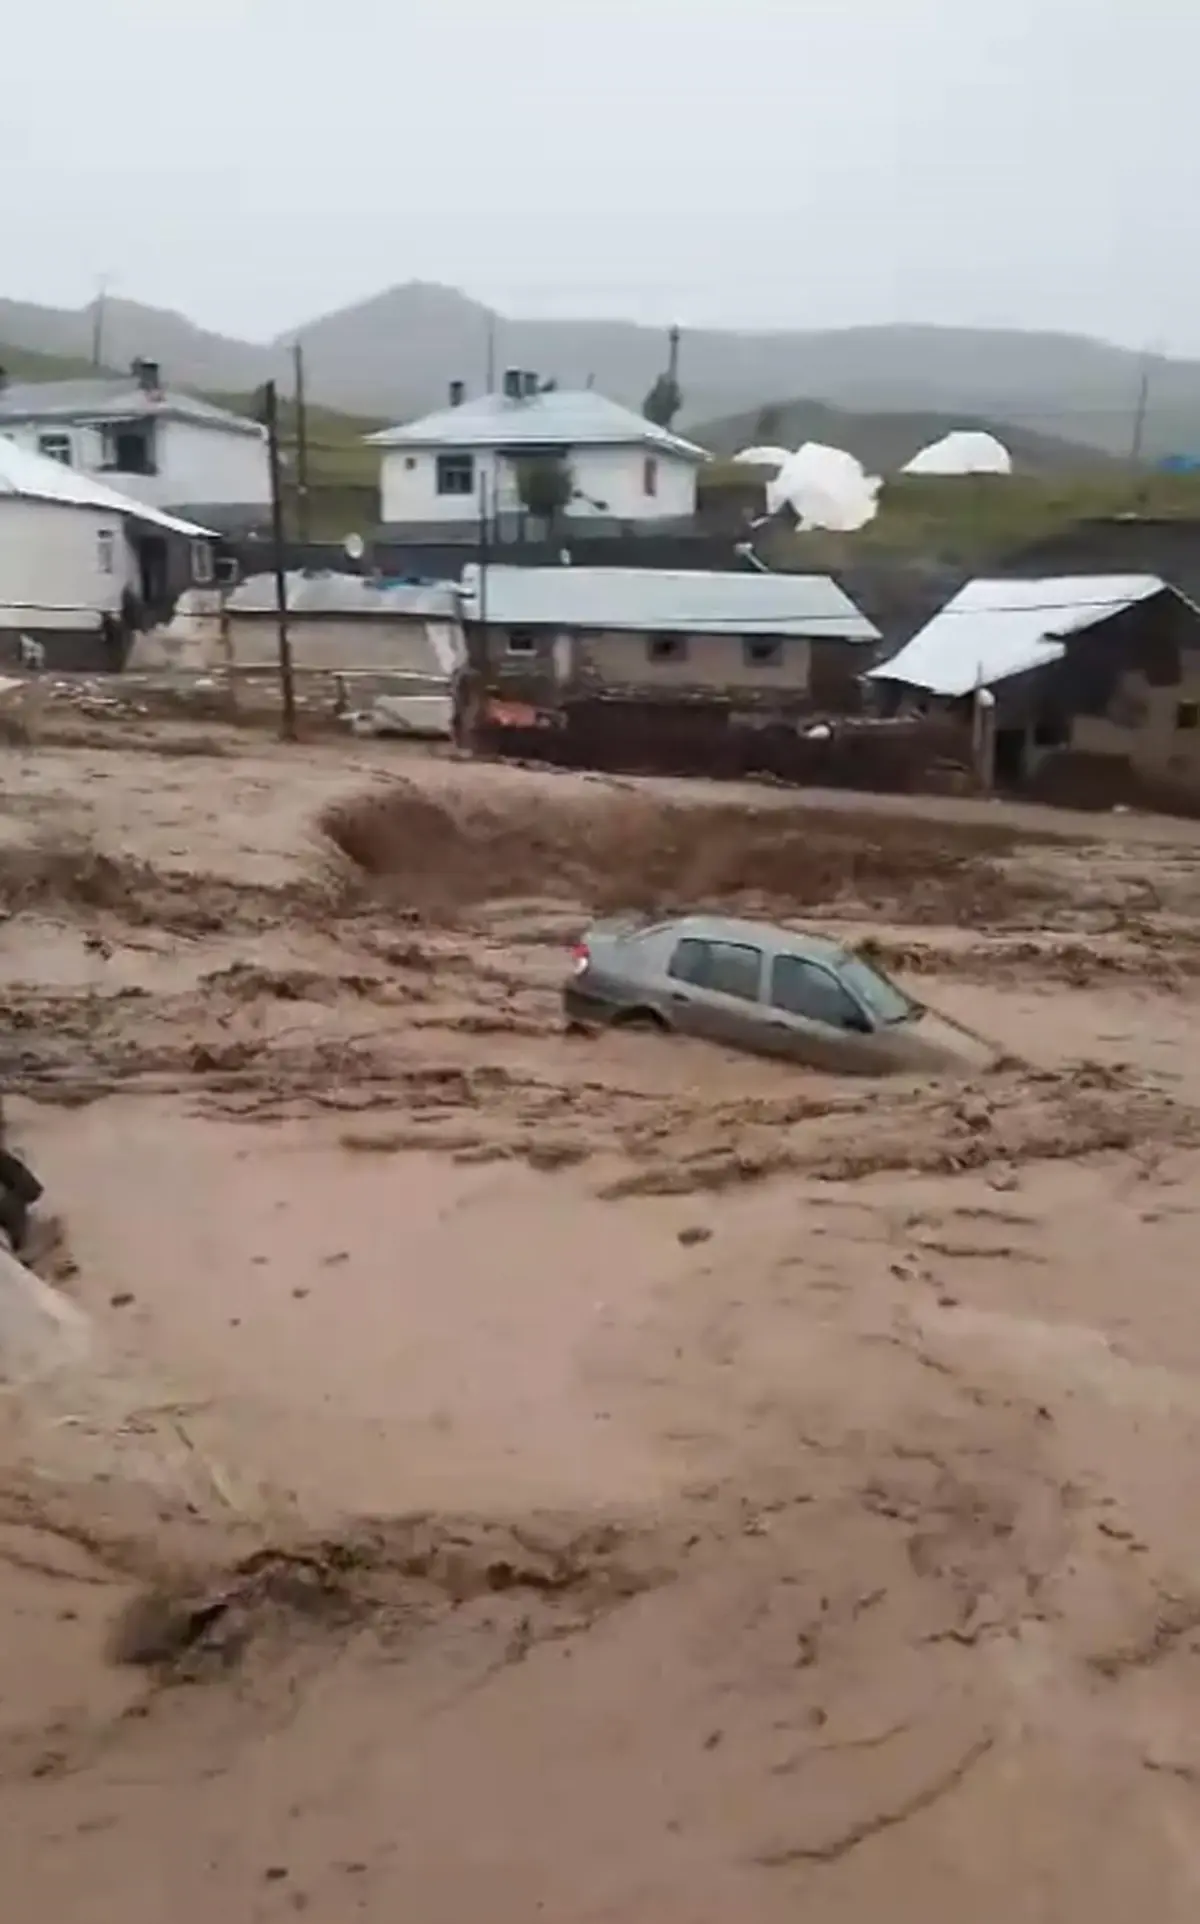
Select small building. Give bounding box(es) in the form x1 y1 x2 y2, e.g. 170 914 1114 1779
367 373 707 535
0 436 214 670
0 360 270 529
868 574 1200 797
461 563 879 710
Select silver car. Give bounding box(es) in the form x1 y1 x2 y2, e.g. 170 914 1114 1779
564 913 986 1076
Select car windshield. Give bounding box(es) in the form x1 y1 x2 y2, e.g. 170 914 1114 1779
835 953 914 1026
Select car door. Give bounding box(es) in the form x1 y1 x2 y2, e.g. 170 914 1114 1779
763 951 893 1074
663 936 767 1051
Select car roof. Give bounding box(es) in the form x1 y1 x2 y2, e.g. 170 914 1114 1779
625 913 848 961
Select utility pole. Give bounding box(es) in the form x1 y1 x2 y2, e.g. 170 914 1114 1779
257 379 298 742
292 340 311 542
485 312 497 393
91 276 109 368
1130 350 1153 467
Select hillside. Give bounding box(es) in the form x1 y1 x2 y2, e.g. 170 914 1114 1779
691 398 1120 476
2 282 1200 459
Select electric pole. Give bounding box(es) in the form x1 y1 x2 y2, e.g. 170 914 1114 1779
91 276 109 368
1130 350 1153 467
257 379 298 742
292 340 310 542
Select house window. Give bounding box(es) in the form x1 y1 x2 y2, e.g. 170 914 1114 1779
404 456 417 470
1176 701 1199 731
191 539 215 585
435 452 475 496
506 628 537 656
743 637 783 668
37 432 72 466
647 634 688 664
643 456 658 497
97 529 116 574
100 424 156 475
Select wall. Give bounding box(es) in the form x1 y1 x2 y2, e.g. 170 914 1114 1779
2 417 270 513
581 628 811 694
228 615 459 676
1070 652 1200 781
379 444 697 527
0 497 136 627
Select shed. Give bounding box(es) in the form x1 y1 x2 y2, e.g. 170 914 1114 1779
461 563 879 710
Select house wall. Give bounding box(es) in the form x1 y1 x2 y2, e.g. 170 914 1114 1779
379 444 697 527
1070 652 1200 781
580 629 810 694
2 417 270 513
0 497 137 628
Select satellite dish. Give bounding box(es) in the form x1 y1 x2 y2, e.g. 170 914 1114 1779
343 532 365 562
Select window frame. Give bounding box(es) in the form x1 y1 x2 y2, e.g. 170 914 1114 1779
743 636 784 668
505 627 538 657
769 952 869 1031
667 936 764 1003
435 451 476 497
647 632 688 665
1176 700 1199 732
37 431 73 466
643 455 659 497
96 528 116 575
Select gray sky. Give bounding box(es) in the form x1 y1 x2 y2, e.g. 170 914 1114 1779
7 0 1198 349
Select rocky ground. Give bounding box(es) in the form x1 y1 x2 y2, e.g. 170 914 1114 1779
3 723 1200 1921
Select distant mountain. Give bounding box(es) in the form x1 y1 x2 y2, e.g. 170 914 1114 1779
692 397 1119 475
2 281 1198 459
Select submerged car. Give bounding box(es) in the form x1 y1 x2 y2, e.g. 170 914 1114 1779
564 913 990 1076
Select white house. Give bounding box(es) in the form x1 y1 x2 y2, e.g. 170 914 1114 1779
0 435 214 669
367 372 707 532
0 360 271 527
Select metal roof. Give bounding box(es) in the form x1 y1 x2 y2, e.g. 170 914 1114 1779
0 436 213 536
228 571 459 619
0 379 264 438
867 575 1170 697
460 565 879 639
367 389 707 462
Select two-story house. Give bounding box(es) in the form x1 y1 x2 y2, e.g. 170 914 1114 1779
367 371 707 535
0 360 271 530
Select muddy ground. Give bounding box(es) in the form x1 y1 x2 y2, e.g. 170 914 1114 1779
4 724 1200 1920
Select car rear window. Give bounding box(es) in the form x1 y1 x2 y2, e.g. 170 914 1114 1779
668 937 763 1002
770 954 862 1028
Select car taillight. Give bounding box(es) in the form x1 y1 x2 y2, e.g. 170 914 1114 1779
571 942 590 975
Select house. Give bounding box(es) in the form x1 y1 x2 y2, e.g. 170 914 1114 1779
367 372 708 535
0 360 270 529
0 435 215 671
867 574 1200 796
460 563 880 710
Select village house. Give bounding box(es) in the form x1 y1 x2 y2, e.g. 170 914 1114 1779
460 563 879 708
868 574 1200 797
0 435 215 670
0 361 270 530
367 373 707 536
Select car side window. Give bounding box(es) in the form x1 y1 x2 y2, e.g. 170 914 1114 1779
667 937 709 985
668 938 764 1002
770 954 865 1029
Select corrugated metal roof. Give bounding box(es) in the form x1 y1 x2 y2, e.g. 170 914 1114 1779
367 389 707 462
460 565 879 639
228 571 459 619
0 379 264 437
0 437 213 536
867 575 1169 697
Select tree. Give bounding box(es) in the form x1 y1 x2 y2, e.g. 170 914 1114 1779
643 371 682 429
514 455 574 530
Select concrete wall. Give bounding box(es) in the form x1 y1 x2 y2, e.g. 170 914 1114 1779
229 614 458 675
1070 651 1200 782
0 496 138 627
380 444 698 527
580 628 811 694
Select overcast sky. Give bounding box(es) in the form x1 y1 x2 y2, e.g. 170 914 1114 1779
6 0 1197 349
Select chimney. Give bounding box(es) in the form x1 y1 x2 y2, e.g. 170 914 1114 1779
503 367 523 402
448 378 465 408
132 357 161 395
522 370 540 398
